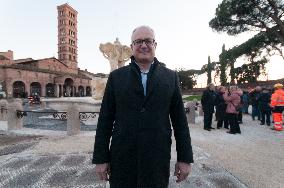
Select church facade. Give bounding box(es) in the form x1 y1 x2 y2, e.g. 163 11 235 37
0 3 93 98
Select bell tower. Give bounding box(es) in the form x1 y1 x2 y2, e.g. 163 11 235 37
57 4 78 71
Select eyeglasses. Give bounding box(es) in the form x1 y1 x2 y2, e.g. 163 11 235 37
132 38 155 46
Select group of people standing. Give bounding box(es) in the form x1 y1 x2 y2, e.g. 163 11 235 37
201 83 284 134
246 83 284 131
201 84 242 134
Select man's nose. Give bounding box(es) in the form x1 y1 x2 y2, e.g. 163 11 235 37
140 42 148 48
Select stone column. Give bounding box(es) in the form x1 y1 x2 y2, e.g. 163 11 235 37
0 99 8 121
6 81 13 98
185 101 196 124
67 103 80 135
74 86 77 97
40 97 46 109
26 83 31 97
54 84 59 97
199 106 204 116
7 99 23 130
59 85 62 97
41 83 46 97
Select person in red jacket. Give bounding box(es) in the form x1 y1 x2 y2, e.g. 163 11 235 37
270 83 284 131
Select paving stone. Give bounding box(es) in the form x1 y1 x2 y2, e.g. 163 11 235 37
0 174 9 184
61 155 86 167
3 170 43 188
46 169 79 187
169 176 211 188
0 142 37 156
0 153 248 188
29 156 60 170
2 158 33 169
209 175 242 188
75 167 100 185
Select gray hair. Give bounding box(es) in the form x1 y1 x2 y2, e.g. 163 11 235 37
229 85 238 91
131 25 155 42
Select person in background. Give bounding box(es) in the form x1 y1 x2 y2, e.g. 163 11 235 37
270 83 284 131
201 83 216 131
259 88 272 126
237 89 244 124
242 90 249 114
215 86 228 129
223 86 242 134
249 86 262 121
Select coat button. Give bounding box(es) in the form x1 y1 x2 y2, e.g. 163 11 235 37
140 107 146 113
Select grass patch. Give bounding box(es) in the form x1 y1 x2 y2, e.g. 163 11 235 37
183 95 201 101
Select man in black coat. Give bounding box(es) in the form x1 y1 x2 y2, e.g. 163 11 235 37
201 83 216 131
92 26 194 188
259 88 272 126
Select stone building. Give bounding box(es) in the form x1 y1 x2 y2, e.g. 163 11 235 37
0 4 93 98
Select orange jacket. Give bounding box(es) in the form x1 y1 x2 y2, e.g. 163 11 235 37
270 89 284 107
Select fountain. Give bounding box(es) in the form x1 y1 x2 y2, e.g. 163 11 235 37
42 38 131 111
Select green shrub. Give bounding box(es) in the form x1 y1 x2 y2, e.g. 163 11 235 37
183 95 201 101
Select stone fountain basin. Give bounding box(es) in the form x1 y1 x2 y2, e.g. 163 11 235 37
41 97 101 112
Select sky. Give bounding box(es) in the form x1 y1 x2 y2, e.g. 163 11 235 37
1 0 284 87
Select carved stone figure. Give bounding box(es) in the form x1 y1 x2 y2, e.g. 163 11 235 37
91 78 108 100
99 38 132 72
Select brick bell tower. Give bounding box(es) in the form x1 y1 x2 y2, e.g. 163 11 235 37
57 4 78 72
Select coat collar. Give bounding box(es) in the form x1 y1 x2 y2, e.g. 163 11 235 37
129 56 162 103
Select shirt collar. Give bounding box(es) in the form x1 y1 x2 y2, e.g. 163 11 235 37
134 60 154 74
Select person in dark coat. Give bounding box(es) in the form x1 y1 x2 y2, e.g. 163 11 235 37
201 83 216 131
92 26 194 188
249 86 262 120
215 86 228 129
242 90 249 114
259 88 272 126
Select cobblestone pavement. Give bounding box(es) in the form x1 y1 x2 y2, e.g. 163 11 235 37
0 142 247 188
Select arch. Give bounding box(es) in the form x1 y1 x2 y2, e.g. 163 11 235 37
13 81 26 98
86 86 91 96
63 78 74 97
78 85 84 97
46 83 55 97
30 82 41 96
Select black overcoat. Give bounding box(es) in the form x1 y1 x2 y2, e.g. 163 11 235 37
215 92 227 121
201 89 216 113
92 57 193 188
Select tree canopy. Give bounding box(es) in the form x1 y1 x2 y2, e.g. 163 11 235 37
177 69 201 89
209 0 284 45
209 0 284 85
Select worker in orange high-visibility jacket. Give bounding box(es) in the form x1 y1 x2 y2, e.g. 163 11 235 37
270 83 284 131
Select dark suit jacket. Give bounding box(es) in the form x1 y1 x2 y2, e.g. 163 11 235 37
93 56 193 187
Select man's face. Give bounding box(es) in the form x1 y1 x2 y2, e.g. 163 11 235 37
209 85 215 91
131 27 157 64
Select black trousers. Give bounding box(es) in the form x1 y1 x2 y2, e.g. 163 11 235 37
227 113 241 133
238 111 242 122
261 110 271 125
204 112 213 129
217 120 228 128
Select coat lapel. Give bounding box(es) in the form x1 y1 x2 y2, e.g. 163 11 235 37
129 61 144 96
144 60 161 104
129 56 162 104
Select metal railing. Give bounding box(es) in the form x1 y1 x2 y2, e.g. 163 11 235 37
0 107 7 114
16 110 99 121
